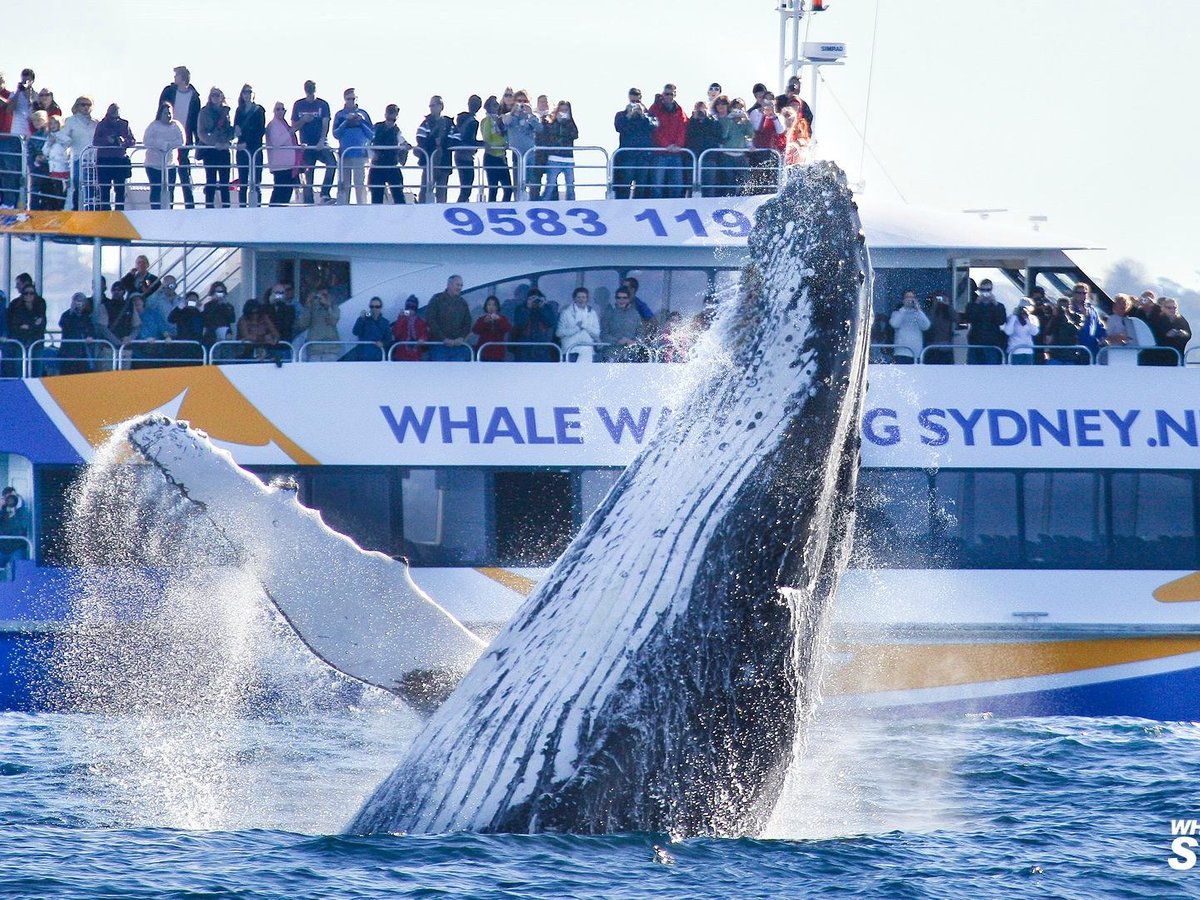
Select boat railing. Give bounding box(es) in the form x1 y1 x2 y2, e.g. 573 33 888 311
870 342 926 363
696 148 785 198
0 536 32 580
388 340 431 361
208 339 294 364
476 341 564 362
16 136 791 210
0 339 27 380
1034 345 1094 366
917 343 1006 365
298 340 386 362
517 146 612 202
117 339 207 368
1095 345 1181 367
26 337 118 377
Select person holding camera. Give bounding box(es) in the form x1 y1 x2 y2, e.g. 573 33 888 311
297 288 341 361
713 96 753 197
613 88 654 199
1002 299 1040 365
964 278 1007 364
512 288 559 362
333 88 373 205
500 91 541 200
648 84 688 199
197 87 235 208
888 290 931 364
369 104 410 205
91 103 136 210
479 96 512 202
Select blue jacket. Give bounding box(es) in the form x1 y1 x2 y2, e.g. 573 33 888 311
353 313 393 345
614 110 655 149
334 108 375 159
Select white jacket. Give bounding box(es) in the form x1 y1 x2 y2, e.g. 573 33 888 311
556 303 601 353
1002 312 1040 353
143 119 185 170
61 113 97 159
889 306 930 359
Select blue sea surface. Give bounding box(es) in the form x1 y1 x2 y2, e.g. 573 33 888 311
1 708 1198 898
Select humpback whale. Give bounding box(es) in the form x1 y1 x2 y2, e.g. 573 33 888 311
127 161 870 836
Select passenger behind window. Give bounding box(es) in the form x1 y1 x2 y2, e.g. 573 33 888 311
511 288 558 362
888 290 930 364
557 287 601 362
1002 299 1039 365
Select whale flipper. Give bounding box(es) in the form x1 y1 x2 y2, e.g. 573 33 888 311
126 417 486 708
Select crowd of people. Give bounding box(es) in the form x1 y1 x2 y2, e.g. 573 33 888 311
0 260 710 372
0 66 816 211
875 281 1193 366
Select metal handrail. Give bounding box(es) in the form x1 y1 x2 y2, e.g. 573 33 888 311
388 340 430 361
919 343 1006 365
0 536 33 577
208 339 294 364
696 147 783 197
26 337 118 378
518 145 611 202
475 340 563 362
298 340 385 362
1094 345 1179 366
871 342 924 362
118 339 207 367
0 339 28 379
1035 344 1095 365
609 146 698 199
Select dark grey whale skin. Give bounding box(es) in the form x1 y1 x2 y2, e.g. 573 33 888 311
349 161 872 837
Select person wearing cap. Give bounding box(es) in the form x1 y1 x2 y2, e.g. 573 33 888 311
158 66 201 208
333 87 373 205
613 88 654 199
686 101 721 197
648 84 688 199
291 80 335 204
391 295 428 361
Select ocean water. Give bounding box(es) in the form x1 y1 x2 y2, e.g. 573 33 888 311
1 705 1197 899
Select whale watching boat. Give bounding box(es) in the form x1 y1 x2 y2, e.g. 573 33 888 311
1 2 1196 719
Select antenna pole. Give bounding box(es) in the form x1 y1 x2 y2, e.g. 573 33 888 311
778 0 805 91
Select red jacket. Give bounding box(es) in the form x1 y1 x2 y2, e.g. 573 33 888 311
752 110 787 152
648 99 687 149
391 313 429 361
473 313 512 361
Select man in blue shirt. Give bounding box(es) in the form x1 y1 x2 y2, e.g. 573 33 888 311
333 88 373 205
291 80 335 204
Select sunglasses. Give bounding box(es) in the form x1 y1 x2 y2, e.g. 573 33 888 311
369 304 382 309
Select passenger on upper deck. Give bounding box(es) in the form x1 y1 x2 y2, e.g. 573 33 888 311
200 281 235 348
749 91 786 194
168 292 204 344
425 275 472 361
263 281 298 343
234 85 266 208
648 84 688 200
92 104 135 210
7 283 46 349
452 95 482 204
540 100 578 202
62 97 96 210
292 80 335 205
333 88 372 206
713 96 753 197
236 299 281 362
417 96 454 205
1102 294 1142 364
159 66 200 209
781 74 814 138
501 91 541 202
613 88 653 200
197 87 234 209
266 101 302 207
686 102 721 197
143 103 184 210
58 293 97 375
479 97 512 202
707 83 722 114
120 255 159 299
963 278 1006 365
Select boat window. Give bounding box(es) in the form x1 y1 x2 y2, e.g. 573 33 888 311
307 468 395 554
666 270 712 318
1023 471 1107 567
1110 472 1197 568
1 453 37 572
535 271 583 309
852 469 932 567
300 259 351 305
624 270 666 318
580 269 623 299
33 465 76 566
933 471 1021 567
581 469 621 519
494 471 574 566
872 268 954 316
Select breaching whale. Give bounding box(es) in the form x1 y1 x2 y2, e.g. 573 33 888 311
349 162 871 835
127 161 870 836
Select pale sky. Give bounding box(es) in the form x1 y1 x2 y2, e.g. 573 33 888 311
8 0 1196 288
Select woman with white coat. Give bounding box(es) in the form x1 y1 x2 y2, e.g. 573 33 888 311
1002 298 1041 364
888 290 931 363
556 287 601 362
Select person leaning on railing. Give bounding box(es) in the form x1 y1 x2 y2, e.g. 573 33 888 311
350 297 392 360
91 103 135 210
539 100 578 201
479 96 512 202
197 87 235 208
713 96 752 198
297 289 341 361
685 101 720 197
62 97 97 210
391 295 428 361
